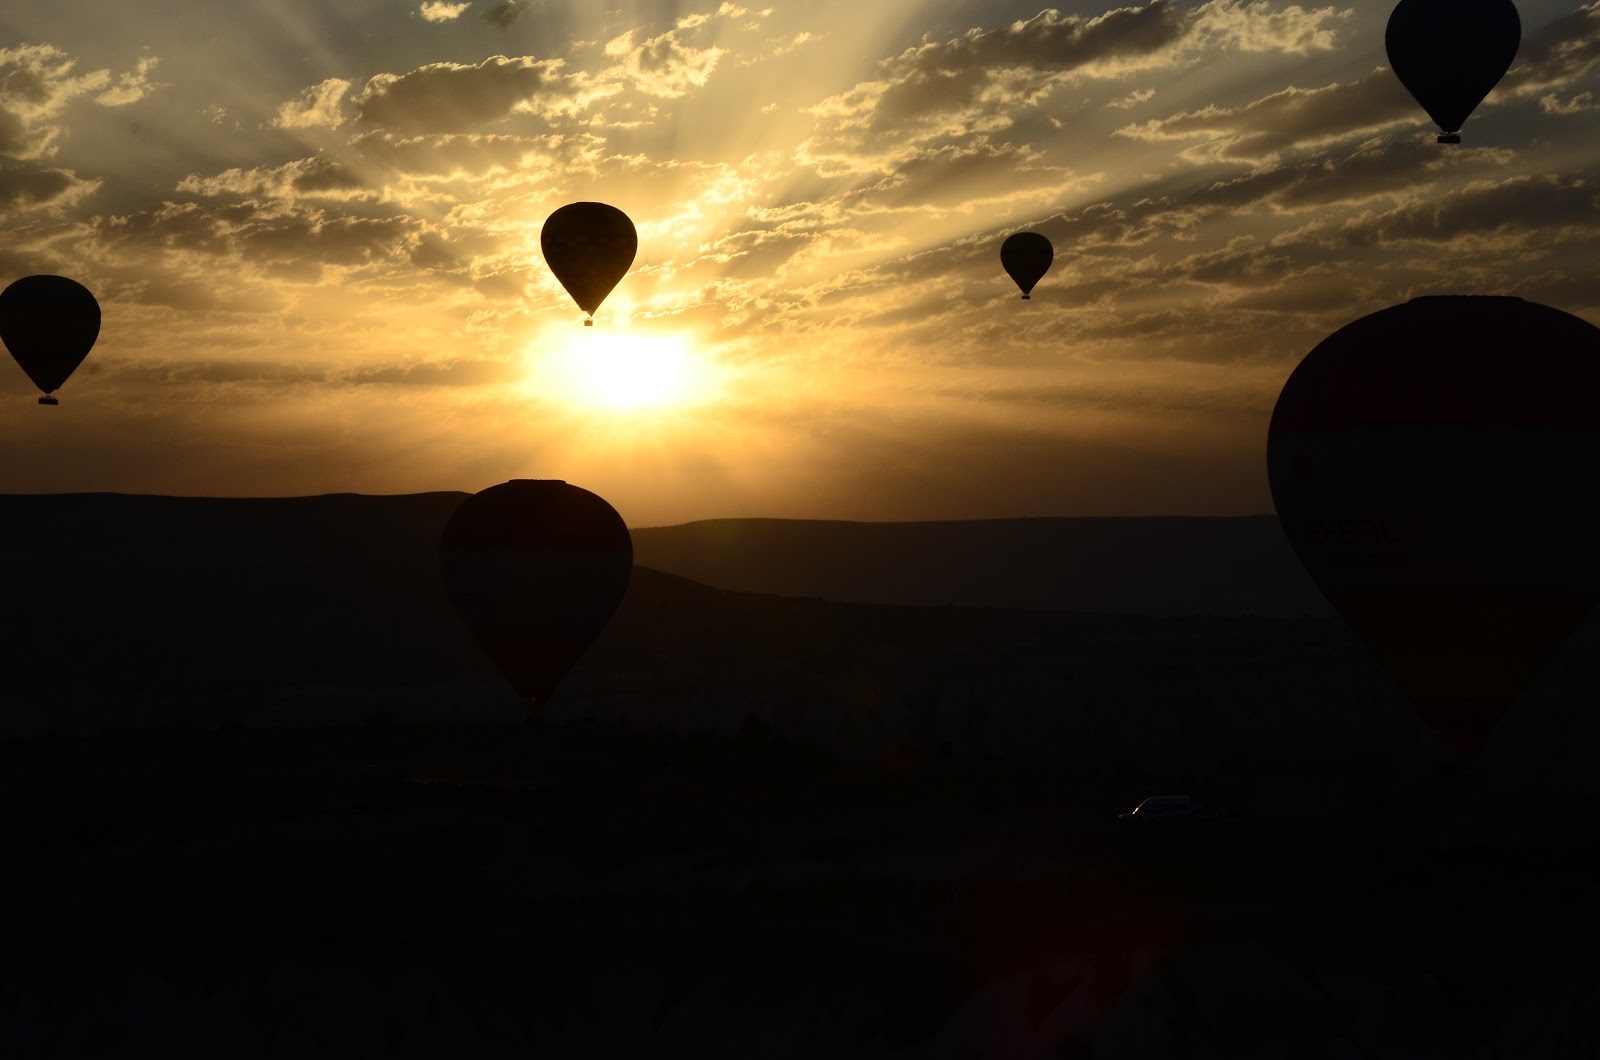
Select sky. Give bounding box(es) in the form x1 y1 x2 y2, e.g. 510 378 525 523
2 0 1599 525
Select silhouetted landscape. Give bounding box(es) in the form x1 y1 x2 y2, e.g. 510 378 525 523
4 492 1600 1056
632 516 1329 617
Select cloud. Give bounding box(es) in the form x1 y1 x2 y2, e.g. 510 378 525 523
1337 174 1600 249
602 12 738 98
177 156 371 202
348 129 578 180
273 78 352 130
1116 67 1425 162
1125 1 1600 164
1108 87 1155 109
1194 0 1347 54
0 163 100 216
354 56 566 133
804 1 1347 172
0 44 112 158
94 56 163 107
419 1 471 22
479 0 530 29
1496 0 1600 100
1188 134 1506 212
90 197 430 278
1541 90 1599 114
334 358 511 386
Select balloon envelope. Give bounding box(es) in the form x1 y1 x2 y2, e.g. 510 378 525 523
540 202 637 321
439 480 633 707
1268 296 1600 752
0 275 100 397
1386 0 1519 142
1000 232 1053 299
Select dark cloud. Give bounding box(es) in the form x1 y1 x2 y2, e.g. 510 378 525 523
292 159 365 195
1190 135 1506 212
479 0 531 29
1337 174 1600 248
91 198 428 277
0 107 27 156
0 43 112 159
1499 1 1600 98
179 157 370 201
236 213 417 269
1229 268 1365 314
807 1 1347 167
1116 69 1417 162
0 163 98 215
853 139 1072 212
355 56 563 134
1123 2 1600 163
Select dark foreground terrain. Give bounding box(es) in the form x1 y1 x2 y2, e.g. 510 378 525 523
2 721 1598 1058
2 493 1599 1055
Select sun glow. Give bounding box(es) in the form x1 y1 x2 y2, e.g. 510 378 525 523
534 328 717 413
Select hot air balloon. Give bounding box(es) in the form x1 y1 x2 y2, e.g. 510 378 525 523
1386 0 1520 144
1268 296 1600 753
0 275 100 405
540 202 637 326
1000 232 1053 300
439 480 632 711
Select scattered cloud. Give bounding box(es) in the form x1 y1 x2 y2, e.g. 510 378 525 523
94 56 163 107
354 56 566 133
1194 0 1347 54
1115 69 1416 163
273 78 352 130
1337 174 1600 249
0 44 113 158
1108 87 1155 109
602 9 752 98
418 1 472 22
177 156 370 202
0 163 100 216
804 0 1347 173
1496 0 1600 100
1541 90 1599 114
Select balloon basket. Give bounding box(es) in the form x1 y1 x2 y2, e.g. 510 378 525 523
583 317 594 327
37 396 58 406
1020 294 1031 300
1437 133 1461 144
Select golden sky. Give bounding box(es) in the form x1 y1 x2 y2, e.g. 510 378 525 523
3 1 1598 524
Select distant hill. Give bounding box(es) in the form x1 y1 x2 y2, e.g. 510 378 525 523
4 493 1597 789
632 516 1329 617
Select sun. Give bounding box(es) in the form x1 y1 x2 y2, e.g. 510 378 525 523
533 327 718 413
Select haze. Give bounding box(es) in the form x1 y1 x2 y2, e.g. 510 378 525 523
3 0 1598 525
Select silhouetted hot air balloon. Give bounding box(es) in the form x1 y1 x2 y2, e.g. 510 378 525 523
540 202 637 326
1386 0 1520 144
439 480 632 711
0 275 100 405
1000 232 1053 300
1268 296 1600 753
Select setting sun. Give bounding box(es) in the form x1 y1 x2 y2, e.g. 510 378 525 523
534 328 716 413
